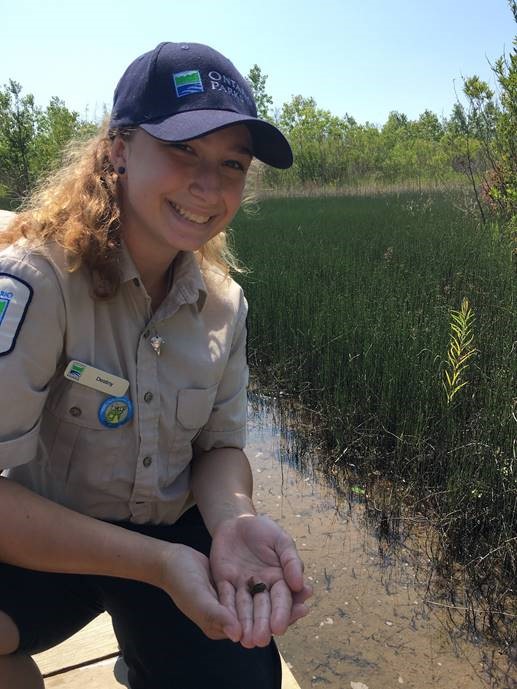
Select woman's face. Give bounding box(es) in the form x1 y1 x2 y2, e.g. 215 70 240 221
111 124 253 265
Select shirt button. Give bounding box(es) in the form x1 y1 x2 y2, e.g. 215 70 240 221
133 278 140 287
69 406 82 417
144 391 153 403
143 456 152 467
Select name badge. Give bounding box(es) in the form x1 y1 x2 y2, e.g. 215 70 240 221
64 360 129 397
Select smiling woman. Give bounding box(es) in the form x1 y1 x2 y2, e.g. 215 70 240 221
111 125 253 300
0 42 311 689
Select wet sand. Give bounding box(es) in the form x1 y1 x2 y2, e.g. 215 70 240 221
247 402 516 689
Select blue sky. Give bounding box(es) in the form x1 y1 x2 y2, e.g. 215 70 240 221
1 0 515 126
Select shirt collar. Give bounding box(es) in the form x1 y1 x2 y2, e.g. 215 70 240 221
119 242 207 312
119 241 140 284
169 251 207 312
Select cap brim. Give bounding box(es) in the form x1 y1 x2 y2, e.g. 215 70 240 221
140 110 293 169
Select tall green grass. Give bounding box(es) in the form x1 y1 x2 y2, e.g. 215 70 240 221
233 193 516 636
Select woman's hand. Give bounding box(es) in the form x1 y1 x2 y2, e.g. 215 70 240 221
209 514 313 648
159 542 241 642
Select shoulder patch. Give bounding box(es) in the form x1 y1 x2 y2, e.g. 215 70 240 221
0 273 34 356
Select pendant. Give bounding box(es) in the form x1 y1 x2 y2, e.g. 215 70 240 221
150 334 165 356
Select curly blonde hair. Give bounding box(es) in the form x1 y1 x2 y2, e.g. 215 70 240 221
0 120 248 298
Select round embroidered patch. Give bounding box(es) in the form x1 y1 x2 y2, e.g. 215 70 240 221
98 396 133 428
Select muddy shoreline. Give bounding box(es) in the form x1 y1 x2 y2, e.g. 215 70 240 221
247 401 516 689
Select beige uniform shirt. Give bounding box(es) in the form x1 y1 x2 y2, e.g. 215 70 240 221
0 228 248 524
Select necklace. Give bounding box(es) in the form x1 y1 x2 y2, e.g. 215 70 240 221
147 262 174 357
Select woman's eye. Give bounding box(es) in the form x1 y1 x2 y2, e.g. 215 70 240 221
224 160 245 172
169 143 192 153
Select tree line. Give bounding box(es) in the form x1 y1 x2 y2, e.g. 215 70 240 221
0 80 97 201
247 1 516 233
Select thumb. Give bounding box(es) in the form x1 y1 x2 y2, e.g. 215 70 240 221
222 619 242 643
193 593 242 642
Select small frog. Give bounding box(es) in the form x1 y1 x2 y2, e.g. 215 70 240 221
247 577 268 596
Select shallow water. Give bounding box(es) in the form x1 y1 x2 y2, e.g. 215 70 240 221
246 398 516 689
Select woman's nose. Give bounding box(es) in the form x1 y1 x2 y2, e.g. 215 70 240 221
190 163 222 203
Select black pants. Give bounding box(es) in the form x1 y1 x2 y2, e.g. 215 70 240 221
0 507 281 689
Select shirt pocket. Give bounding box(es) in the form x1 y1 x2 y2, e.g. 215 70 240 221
41 382 135 487
169 384 218 470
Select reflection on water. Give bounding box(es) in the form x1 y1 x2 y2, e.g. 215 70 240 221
247 394 516 689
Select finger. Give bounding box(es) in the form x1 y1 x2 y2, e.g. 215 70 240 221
217 580 237 618
251 589 272 648
288 602 310 626
235 585 254 648
276 534 305 592
217 580 241 642
222 621 242 643
195 594 241 641
292 583 313 604
286 584 313 627
269 579 293 636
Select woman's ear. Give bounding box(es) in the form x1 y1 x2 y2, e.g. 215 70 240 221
110 135 129 172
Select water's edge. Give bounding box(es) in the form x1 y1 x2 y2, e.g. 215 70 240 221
247 398 516 689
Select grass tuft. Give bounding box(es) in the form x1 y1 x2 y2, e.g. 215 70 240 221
443 297 477 404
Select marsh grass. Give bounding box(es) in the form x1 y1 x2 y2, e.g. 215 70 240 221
233 192 517 645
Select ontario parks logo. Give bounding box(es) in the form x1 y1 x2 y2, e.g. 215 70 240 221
69 362 85 380
173 70 204 98
0 289 13 326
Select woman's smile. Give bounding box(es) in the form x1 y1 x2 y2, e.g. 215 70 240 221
167 200 213 225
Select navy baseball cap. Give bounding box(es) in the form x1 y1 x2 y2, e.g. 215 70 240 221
109 42 293 169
